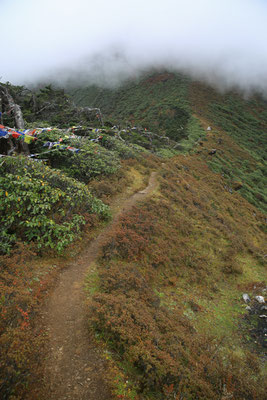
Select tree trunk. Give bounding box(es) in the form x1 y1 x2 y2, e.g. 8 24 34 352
31 93 38 113
0 84 25 129
0 95 3 124
0 84 29 154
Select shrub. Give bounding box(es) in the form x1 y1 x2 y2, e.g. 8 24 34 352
0 156 110 253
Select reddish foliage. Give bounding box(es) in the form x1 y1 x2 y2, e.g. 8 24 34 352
0 243 55 398
88 161 266 399
102 206 157 261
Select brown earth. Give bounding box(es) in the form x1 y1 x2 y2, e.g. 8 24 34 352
38 171 158 400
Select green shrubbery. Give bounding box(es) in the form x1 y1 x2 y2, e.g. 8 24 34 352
180 116 207 152
45 143 120 183
28 128 149 182
0 157 110 254
209 97 267 161
207 154 267 214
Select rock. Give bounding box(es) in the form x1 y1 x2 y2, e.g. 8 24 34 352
242 293 251 303
207 126 212 131
174 144 184 151
255 296 265 304
232 181 243 191
261 305 267 311
246 306 252 311
259 315 267 318
209 149 217 155
255 192 264 201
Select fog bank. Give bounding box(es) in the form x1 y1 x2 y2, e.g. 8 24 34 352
1 0 267 93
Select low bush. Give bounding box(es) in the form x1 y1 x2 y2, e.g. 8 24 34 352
0 244 53 399
30 134 121 184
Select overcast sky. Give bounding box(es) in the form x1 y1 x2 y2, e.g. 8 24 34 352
1 0 267 93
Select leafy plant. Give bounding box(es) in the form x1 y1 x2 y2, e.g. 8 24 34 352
0 156 110 254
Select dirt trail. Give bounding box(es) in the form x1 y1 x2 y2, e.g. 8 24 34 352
41 171 158 400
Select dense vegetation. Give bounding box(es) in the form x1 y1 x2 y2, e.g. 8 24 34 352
1 82 102 128
0 73 266 399
0 156 110 254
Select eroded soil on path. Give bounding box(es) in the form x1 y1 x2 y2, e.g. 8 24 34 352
40 171 158 400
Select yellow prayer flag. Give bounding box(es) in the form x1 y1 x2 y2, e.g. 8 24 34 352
24 135 33 144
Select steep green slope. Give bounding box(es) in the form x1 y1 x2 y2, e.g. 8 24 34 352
190 82 267 214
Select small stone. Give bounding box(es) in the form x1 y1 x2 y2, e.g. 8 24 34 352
242 293 251 303
209 149 217 155
255 296 265 304
232 181 243 191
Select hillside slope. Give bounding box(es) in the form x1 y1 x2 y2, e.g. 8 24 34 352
70 72 267 214
70 73 267 399
0 74 266 399
87 153 266 399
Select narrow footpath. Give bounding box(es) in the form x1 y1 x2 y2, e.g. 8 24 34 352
40 171 158 400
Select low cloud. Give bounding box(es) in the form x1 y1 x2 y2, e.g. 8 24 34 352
1 0 267 93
